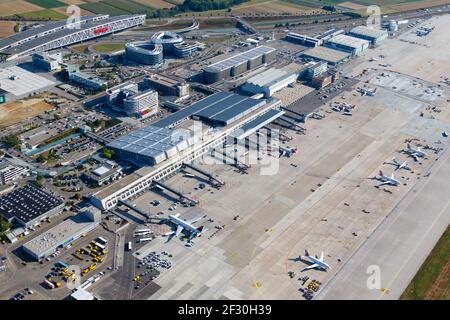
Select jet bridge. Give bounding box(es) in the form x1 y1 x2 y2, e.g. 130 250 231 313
151 180 199 206
211 148 250 173
181 162 225 189
276 116 306 133
280 106 306 122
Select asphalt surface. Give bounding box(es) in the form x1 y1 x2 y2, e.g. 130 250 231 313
316 145 450 299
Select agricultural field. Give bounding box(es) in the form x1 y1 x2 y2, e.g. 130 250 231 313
11 9 67 20
24 0 66 8
79 0 155 15
232 0 321 16
0 21 16 38
199 17 236 29
0 0 41 16
134 0 175 9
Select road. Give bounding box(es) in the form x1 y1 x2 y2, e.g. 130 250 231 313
316 144 450 299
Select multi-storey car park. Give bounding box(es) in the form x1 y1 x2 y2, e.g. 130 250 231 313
0 14 145 61
91 91 284 210
203 46 277 84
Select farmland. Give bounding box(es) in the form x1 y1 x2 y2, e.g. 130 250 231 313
9 9 68 20
79 0 155 15
25 0 66 9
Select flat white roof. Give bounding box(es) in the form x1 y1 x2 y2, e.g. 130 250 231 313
93 166 110 176
23 214 97 257
71 288 95 300
350 26 388 39
328 34 370 49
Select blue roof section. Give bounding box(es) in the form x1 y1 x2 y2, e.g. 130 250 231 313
231 109 284 140
152 91 232 128
153 91 267 127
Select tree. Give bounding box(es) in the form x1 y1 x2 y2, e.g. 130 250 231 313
1 135 20 148
102 148 115 159
0 217 12 235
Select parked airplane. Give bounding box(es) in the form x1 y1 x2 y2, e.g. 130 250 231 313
384 158 411 171
374 170 400 186
279 146 297 158
357 87 377 96
406 144 427 161
299 250 331 271
164 214 205 242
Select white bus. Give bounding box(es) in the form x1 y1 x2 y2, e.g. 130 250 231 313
97 237 108 245
126 242 132 251
134 230 152 237
138 237 153 243
93 242 106 251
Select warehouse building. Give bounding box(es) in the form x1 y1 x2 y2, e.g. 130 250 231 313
84 163 122 186
0 160 29 185
69 70 107 90
324 34 370 56
301 46 351 65
348 26 388 45
144 74 190 97
285 33 323 47
241 68 298 97
0 184 63 228
203 46 276 84
22 207 101 261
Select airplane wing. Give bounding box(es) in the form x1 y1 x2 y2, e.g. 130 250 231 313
390 173 395 179
378 181 390 186
175 225 184 237
301 263 320 272
187 216 202 225
319 251 324 262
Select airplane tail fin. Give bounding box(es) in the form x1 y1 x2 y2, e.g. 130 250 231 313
196 226 204 233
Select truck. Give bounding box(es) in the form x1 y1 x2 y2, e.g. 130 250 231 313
43 279 55 289
96 236 108 245
126 242 132 251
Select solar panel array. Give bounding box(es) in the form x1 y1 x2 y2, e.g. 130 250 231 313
0 184 63 224
204 46 276 72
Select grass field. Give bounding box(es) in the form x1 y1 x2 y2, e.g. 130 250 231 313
25 0 66 9
12 9 68 20
199 17 236 29
401 225 450 300
91 42 125 52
